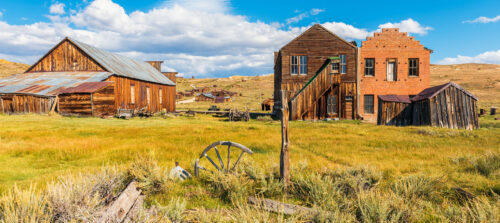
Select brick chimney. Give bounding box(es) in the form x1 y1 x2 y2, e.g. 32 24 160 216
145 61 163 72
162 72 178 83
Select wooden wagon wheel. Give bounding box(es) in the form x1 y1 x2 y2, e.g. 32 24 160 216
194 141 253 176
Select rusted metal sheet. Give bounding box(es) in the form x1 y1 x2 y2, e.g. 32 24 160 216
378 95 411 104
59 82 114 94
69 38 175 86
411 82 478 102
0 72 111 96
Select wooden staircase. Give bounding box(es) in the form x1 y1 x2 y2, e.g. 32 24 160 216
289 58 341 120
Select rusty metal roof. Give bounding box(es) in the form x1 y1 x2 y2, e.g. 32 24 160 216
411 82 478 102
59 82 113 94
0 72 111 96
67 38 175 86
378 95 411 103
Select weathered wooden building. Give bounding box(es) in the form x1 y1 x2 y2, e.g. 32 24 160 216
377 82 479 130
274 24 358 120
0 37 176 116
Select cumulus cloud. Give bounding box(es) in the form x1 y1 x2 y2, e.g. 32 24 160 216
463 15 500 24
379 18 433 35
0 0 433 77
438 50 500 64
50 2 66 14
287 8 325 24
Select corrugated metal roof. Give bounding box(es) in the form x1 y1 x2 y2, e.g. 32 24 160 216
378 95 411 103
0 72 111 96
68 38 175 86
197 93 215 99
60 82 114 94
411 82 478 102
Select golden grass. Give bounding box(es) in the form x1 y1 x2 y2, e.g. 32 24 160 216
0 114 498 196
0 59 29 78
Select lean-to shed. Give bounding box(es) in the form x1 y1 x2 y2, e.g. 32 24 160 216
377 95 412 126
411 82 479 130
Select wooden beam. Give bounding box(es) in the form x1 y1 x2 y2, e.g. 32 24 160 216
248 196 318 216
99 181 142 223
280 90 290 191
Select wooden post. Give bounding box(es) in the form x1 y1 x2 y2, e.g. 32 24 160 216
280 90 290 190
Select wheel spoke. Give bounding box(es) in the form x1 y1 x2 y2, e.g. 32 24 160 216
214 146 225 170
232 151 245 171
205 154 221 171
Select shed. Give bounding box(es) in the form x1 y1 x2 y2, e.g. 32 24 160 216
58 82 115 116
377 95 412 126
411 82 479 130
261 98 274 111
195 93 215 102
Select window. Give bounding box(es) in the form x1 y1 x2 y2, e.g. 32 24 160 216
331 62 339 72
345 96 353 101
159 89 163 105
408 58 419 76
340 55 347 74
364 95 374 114
327 95 337 114
291 56 307 75
130 85 135 104
146 87 151 105
365 58 374 76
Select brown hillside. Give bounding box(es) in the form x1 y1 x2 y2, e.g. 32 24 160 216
0 59 30 78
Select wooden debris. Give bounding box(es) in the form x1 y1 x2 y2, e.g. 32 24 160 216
228 109 250 121
280 90 290 190
99 181 142 223
247 196 317 216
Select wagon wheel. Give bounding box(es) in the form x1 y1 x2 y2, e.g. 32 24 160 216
194 141 253 177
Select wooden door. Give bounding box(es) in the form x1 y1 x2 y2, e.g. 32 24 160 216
343 96 354 119
387 62 396 81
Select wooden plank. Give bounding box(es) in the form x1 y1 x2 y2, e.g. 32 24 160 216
99 181 141 223
248 196 318 216
280 91 290 190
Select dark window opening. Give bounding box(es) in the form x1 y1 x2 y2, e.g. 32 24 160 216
409 58 419 76
365 58 374 76
364 95 374 114
327 95 337 114
291 56 307 75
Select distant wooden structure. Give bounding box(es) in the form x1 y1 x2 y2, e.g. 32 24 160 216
377 82 479 130
274 24 358 120
0 37 176 116
261 98 274 111
195 93 215 102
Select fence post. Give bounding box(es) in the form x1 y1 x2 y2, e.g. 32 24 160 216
280 90 290 191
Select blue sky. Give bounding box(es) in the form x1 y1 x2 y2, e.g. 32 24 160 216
0 0 499 77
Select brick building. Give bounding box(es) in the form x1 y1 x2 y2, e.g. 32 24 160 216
359 28 432 122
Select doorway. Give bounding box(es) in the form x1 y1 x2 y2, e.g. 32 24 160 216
387 59 397 81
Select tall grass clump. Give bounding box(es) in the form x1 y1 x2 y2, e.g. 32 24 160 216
125 155 171 196
454 152 500 177
459 196 500 222
356 190 412 223
0 185 51 223
390 175 444 202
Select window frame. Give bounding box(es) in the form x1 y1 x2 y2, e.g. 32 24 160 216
290 55 307 76
146 87 151 105
159 88 163 105
364 58 375 76
408 58 419 77
130 85 135 104
364 95 374 114
340 55 347 74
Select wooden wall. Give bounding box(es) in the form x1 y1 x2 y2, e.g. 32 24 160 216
92 85 115 117
59 94 93 116
27 40 105 72
106 76 175 113
274 24 358 119
414 85 479 130
0 94 55 114
377 101 413 126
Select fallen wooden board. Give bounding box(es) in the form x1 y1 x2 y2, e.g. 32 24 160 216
99 181 142 223
247 196 318 216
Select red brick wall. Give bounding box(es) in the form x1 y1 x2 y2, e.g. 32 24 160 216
360 28 431 122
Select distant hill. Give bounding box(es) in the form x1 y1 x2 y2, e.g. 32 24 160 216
431 63 500 108
0 59 30 78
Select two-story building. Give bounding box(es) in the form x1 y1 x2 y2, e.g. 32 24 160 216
359 28 432 122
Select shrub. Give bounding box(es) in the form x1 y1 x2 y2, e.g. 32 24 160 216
355 191 413 223
454 152 500 177
0 185 51 223
125 155 171 195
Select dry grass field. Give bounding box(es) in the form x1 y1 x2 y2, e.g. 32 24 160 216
0 59 29 78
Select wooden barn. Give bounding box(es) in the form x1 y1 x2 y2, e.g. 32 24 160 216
377 95 412 126
274 24 358 120
411 82 479 130
0 37 176 116
195 93 215 102
377 82 479 130
261 98 274 111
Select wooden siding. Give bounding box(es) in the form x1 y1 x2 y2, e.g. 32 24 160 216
0 94 55 114
377 101 413 126
27 40 105 73
92 85 116 117
274 24 357 120
413 85 479 130
59 94 93 116
106 76 175 113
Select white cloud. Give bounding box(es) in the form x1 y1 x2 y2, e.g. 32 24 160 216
322 22 370 40
438 50 500 64
0 0 433 77
0 12 3 18
287 8 325 24
378 18 433 35
50 2 66 14
463 15 500 24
